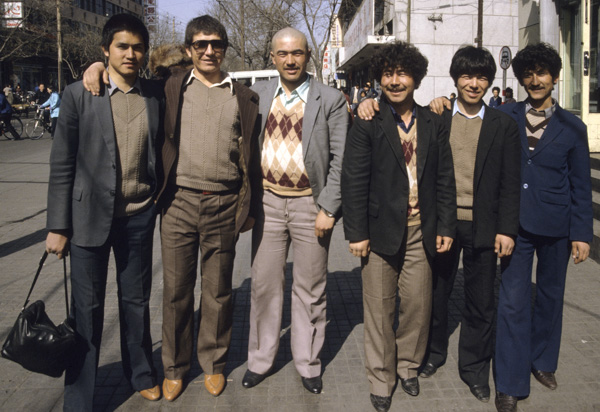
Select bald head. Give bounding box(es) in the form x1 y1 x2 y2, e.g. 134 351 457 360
271 27 309 53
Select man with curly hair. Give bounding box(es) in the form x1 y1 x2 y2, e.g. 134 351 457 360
494 43 593 412
341 41 456 412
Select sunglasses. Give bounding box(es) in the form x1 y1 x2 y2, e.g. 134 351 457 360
190 39 227 52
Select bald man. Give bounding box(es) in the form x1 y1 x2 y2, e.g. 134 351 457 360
242 28 348 394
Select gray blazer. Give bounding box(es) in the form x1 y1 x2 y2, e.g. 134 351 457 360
250 76 348 215
46 79 163 247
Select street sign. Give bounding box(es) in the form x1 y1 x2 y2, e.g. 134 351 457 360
500 46 512 70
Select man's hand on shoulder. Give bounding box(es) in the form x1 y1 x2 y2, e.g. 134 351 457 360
357 98 379 120
429 96 452 115
83 62 109 96
349 239 370 257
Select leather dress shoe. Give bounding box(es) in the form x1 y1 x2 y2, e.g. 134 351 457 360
301 376 322 394
495 391 517 412
469 384 490 402
139 385 161 401
419 362 438 378
400 377 419 396
162 378 183 401
532 369 557 390
205 373 226 396
242 369 268 388
370 394 392 412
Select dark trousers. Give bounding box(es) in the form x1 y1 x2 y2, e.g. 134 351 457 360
50 117 57 137
160 187 238 379
426 220 497 386
64 205 157 412
495 228 570 397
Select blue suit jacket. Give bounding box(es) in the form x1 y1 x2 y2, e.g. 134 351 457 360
498 102 592 241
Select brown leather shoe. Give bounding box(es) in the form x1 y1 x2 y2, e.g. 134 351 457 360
139 385 161 401
495 391 517 412
532 369 557 390
163 378 183 401
204 373 225 396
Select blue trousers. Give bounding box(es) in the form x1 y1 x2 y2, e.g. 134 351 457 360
494 228 570 397
64 205 157 412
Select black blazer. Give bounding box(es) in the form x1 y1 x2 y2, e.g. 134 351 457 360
342 101 457 257
442 104 521 248
47 79 163 247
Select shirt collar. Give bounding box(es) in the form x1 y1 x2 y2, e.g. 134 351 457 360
107 74 141 96
390 104 417 133
525 98 557 119
274 73 311 103
185 70 234 93
452 100 486 119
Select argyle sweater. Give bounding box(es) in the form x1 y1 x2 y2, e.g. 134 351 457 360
398 121 421 226
261 98 312 197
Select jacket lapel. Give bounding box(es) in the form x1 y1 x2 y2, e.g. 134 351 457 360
530 107 565 157
415 105 430 182
473 106 496 192
258 79 279 146
379 102 407 176
302 78 320 160
95 90 117 162
514 102 531 156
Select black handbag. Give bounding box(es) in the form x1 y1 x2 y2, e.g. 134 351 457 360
1 251 77 378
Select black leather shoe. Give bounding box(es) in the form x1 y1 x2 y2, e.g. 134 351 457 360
495 391 517 412
400 377 419 396
419 362 438 378
301 376 322 394
532 369 557 390
370 394 392 412
469 384 490 402
242 370 267 388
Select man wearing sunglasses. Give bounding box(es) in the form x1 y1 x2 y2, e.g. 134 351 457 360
157 15 259 401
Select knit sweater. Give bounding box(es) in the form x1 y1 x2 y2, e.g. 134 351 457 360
176 78 241 191
110 89 153 217
525 109 551 151
261 97 312 197
449 113 482 221
397 122 420 226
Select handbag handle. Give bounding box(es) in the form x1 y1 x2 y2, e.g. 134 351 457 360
22 251 70 318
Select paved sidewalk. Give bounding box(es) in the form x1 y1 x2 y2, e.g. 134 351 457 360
1 138 600 411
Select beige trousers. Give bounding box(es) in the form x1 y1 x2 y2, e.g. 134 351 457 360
362 225 432 396
248 190 330 378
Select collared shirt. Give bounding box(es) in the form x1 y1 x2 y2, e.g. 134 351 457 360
452 101 486 120
186 70 234 93
390 104 417 133
525 98 557 119
273 73 311 110
107 74 142 96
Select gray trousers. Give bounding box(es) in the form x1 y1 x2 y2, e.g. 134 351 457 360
248 190 330 378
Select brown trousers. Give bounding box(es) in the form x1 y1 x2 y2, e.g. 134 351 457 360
160 187 238 379
362 225 432 396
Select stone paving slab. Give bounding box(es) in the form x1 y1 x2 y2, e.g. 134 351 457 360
1 138 600 411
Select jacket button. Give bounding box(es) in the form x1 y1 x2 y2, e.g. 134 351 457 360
527 159 532 164
523 183 528 189
112 164 116 169
110 190 116 196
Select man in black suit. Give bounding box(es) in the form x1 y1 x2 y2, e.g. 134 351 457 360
419 46 521 403
341 41 456 412
46 14 163 410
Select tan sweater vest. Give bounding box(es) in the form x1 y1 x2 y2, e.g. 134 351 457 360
110 89 152 218
261 98 312 197
449 114 482 221
397 122 421 226
176 79 241 191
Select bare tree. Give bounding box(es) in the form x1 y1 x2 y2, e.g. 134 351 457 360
0 0 60 62
61 25 104 80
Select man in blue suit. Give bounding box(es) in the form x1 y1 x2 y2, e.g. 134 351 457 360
494 43 593 412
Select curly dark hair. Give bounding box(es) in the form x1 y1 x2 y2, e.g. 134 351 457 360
511 43 562 84
185 15 228 49
372 41 428 88
448 46 496 84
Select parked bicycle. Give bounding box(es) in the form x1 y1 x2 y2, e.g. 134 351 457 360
25 106 52 140
1 110 23 140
